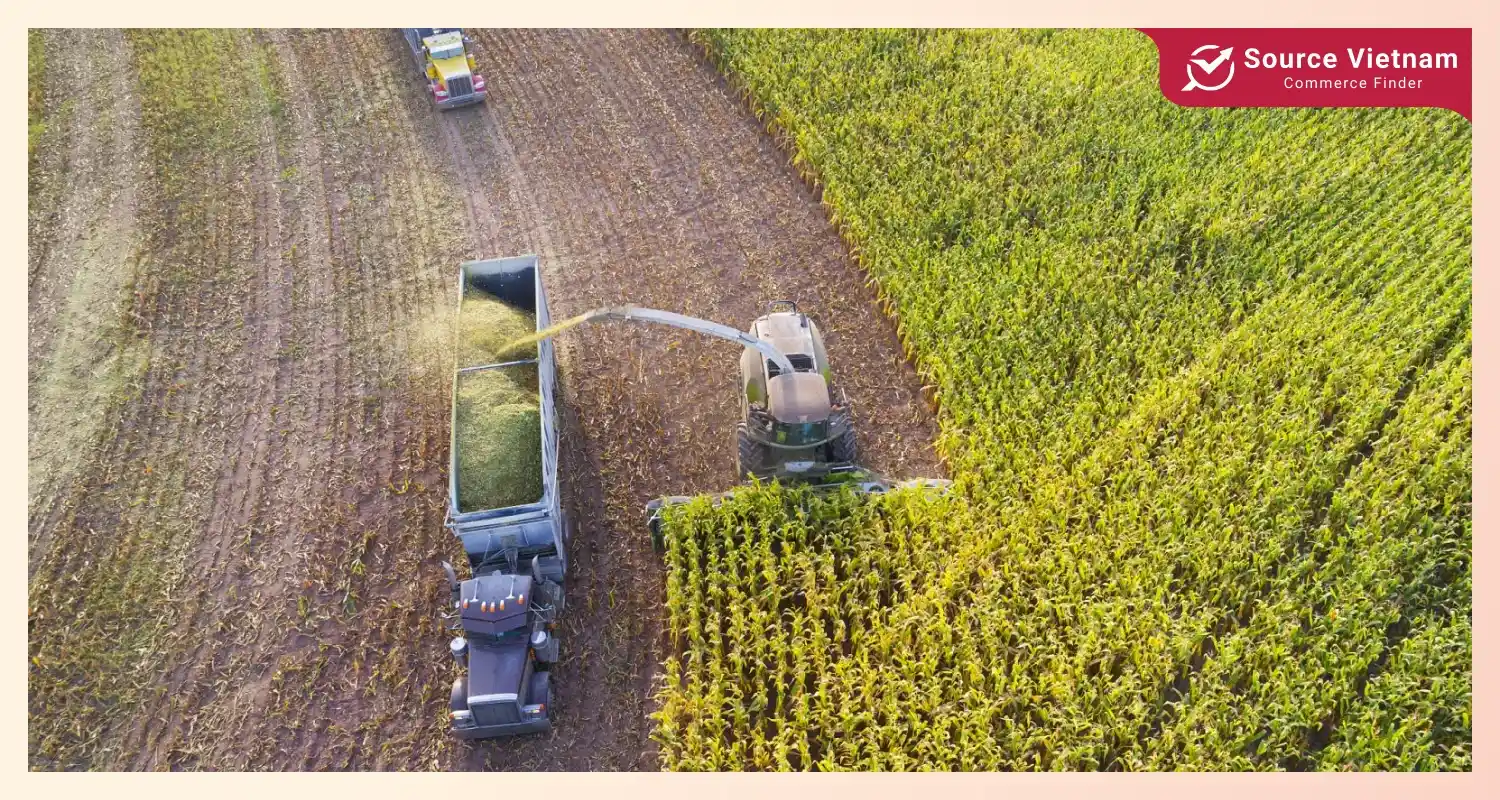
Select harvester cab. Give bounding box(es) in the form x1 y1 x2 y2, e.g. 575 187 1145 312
440 559 562 738
736 300 857 482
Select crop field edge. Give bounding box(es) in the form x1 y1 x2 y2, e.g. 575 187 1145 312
655 28 1471 771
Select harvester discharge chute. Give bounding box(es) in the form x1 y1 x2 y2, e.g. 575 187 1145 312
493 300 952 551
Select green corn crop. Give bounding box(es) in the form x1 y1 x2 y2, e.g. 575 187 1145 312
652 29 1471 771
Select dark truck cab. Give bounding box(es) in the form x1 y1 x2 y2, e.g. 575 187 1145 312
444 564 562 737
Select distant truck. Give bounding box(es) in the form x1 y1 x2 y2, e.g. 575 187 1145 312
401 28 487 110
440 256 567 739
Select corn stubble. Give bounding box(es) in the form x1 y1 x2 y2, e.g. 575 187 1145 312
651 29 1472 771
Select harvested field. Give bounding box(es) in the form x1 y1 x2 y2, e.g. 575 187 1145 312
28 28 941 771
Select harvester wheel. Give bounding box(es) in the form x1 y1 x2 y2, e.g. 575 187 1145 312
830 413 857 464
736 423 767 481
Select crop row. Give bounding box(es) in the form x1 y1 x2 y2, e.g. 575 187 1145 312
28 29 274 768
652 29 1471 770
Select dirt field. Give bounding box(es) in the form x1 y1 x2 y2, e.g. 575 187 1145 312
28 29 941 771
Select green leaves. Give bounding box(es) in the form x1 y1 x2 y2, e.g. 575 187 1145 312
658 29 1471 771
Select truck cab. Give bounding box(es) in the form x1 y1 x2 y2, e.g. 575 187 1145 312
445 564 562 738
402 28 487 109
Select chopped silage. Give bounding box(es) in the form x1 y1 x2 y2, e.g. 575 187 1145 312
459 288 538 367
454 364 543 512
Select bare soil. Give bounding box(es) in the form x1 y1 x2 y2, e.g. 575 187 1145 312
28 28 940 771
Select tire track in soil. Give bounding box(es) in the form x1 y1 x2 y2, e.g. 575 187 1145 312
425 29 942 771
238 29 471 770
188 29 352 769
25 28 284 769
254 29 343 630
24 31 180 770
27 29 147 544
125 28 450 770
26 29 124 352
129 28 303 769
240 29 396 770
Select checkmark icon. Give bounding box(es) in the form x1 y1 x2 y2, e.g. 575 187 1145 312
1190 47 1234 74
1183 45 1236 91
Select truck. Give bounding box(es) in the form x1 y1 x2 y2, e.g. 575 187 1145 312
401 28 487 110
439 255 566 739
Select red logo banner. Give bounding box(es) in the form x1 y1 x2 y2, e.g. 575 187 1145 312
1138 28 1471 120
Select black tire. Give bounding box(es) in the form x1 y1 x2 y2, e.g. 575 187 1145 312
736 423 767 481
829 417 857 464
648 514 665 553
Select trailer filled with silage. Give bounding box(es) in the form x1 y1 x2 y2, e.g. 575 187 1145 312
448 256 559 520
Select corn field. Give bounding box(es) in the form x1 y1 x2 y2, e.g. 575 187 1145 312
651 29 1471 771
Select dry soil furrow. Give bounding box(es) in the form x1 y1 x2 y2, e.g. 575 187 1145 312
255 29 406 770
27 29 148 527
131 30 303 769
465 72 553 260
213 28 470 770
484 29 645 268
25 29 131 326
32 26 271 768
588 31 749 294
566 31 768 490
27 30 75 287
253 29 347 622
165 31 353 769
550 32 668 264
27 29 281 770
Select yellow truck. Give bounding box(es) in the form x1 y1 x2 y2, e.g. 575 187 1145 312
402 28 487 110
